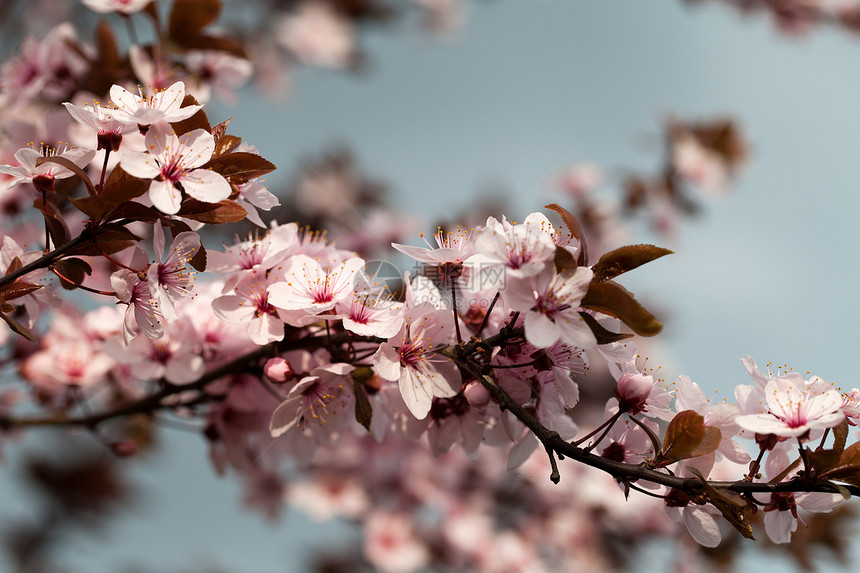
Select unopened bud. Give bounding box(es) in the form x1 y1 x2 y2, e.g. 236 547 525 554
464 381 491 408
264 357 293 382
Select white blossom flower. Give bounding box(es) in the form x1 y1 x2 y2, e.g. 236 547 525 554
120 124 230 214
108 80 201 127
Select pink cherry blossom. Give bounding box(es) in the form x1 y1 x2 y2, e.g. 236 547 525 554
363 510 430 573
235 180 280 227
0 145 95 190
211 270 285 346
119 124 231 214
22 338 114 393
185 50 254 105
62 101 126 151
333 292 404 338
208 223 298 293
757 444 844 544
372 308 461 420
467 212 557 289
392 226 477 266
105 317 204 385
276 2 356 70
107 81 202 127
504 266 596 350
81 0 152 14
147 223 201 321
110 247 164 345
269 362 355 441
735 374 845 438
267 253 365 322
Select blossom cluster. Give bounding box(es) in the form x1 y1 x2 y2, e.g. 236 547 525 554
1 2 859 572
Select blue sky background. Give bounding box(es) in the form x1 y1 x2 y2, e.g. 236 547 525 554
3 0 860 570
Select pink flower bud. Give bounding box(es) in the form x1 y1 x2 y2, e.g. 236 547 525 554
614 371 653 414
464 381 491 408
264 357 293 382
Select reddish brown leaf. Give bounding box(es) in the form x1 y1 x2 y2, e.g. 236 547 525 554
820 442 860 484
105 201 163 223
54 258 93 290
170 95 211 136
71 195 109 219
177 199 247 224
352 367 374 433
213 134 242 157
580 280 663 337
545 203 588 266
657 410 709 465
688 426 721 458
178 35 248 58
591 244 673 283
0 282 44 301
101 166 150 208
5 256 23 275
553 245 577 271
169 0 221 41
211 118 233 145
45 212 71 248
204 152 276 185
0 311 37 342
94 20 120 68
190 245 207 272
68 224 141 257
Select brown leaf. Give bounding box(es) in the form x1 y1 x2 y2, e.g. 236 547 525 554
5 256 23 275
820 442 860 484
0 311 37 342
169 0 221 41
591 244 673 283
68 224 141 257
178 34 248 59
211 118 233 145
0 282 43 301
45 212 71 248
170 95 211 136
177 199 247 224
54 258 93 290
105 201 163 223
101 166 150 208
94 20 120 68
832 418 849 456
352 368 374 433
553 245 577 272
71 195 109 219
545 203 588 266
213 134 242 158
190 245 207 272
658 410 708 465
580 280 663 337
688 426 721 458
204 152 276 185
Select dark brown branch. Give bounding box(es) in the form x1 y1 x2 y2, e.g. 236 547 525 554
0 331 382 430
439 342 860 498
0 229 94 287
